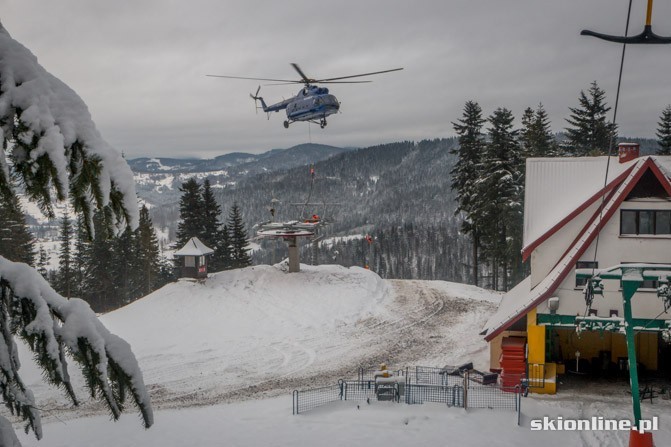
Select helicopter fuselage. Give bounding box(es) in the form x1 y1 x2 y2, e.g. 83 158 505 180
255 85 340 128
285 86 339 122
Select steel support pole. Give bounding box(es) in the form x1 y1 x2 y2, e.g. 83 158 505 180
621 271 642 425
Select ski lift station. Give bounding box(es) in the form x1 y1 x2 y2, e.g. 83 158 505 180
482 145 671 399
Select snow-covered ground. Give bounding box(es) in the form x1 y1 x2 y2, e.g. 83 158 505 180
12 264 671 446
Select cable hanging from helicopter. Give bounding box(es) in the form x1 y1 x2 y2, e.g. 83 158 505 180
207 63 403 129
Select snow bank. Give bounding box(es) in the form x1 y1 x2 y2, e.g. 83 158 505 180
19 392 671 447
97 264 391 397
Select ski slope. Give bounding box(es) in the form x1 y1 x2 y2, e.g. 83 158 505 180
16 264 671 446
17 263 499 415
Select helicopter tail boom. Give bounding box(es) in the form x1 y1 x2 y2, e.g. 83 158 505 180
250 86 270 112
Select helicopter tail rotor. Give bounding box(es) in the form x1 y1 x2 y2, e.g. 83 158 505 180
250 86 261 114
250 86 271 117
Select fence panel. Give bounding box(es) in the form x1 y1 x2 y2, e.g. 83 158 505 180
465 384 519 410
405 366 462 387
405 383 463 406
292 382 344 414
342 380 377 402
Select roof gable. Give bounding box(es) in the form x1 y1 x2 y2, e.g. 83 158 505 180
521 156 671 261
484 157 671 341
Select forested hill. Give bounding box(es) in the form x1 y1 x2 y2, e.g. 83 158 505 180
140 138 469 283
210 138 471 283
213 138 460 234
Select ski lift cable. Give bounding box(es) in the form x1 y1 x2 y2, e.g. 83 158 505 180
585 0 633 316
301 165 316 219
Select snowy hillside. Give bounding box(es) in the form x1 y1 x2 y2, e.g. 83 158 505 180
18 264 499 414
16 265 671 447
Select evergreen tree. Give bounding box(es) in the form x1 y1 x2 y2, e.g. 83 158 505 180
227 202 252 268
520 103 557 158
201 179 230 271
56 212 74 298
135 205 163 296
0 189 35 265
656 105 671 155
114 226 137 306
450 101 486 286
479 107 523 291
72 216 89 297
81 212 117 312
175 178 205 248
0 25 152 442
36 245 49 279
219 223 233 270
564 81 617 156
520 107 535 159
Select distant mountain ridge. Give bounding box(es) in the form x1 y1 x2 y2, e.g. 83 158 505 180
128 143 353 173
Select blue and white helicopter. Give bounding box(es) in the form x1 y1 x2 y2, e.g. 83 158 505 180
207 63 403 129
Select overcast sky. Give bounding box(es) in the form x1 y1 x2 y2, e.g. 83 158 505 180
4 0 671 158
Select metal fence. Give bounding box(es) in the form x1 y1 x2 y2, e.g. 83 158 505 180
292 382 344 414
341 380 378 402
405 366 463 387
465 383 520 410
405 383 464 406
293 367 523 425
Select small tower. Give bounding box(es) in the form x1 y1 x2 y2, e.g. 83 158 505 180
174 237 214 279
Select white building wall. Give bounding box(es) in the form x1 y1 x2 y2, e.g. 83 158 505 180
532 197 671 320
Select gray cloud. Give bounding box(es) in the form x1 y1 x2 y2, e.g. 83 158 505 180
5 0 671 158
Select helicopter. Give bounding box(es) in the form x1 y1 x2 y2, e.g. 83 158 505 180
207 63 403 129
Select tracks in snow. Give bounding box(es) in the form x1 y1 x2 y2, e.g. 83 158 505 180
36 279 498 418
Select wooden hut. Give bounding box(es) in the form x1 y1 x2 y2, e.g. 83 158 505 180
174 237 214 279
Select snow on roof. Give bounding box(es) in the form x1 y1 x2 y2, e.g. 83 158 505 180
173 237 214 256
480 276 531 336
523 156 635 250
485 156 671 340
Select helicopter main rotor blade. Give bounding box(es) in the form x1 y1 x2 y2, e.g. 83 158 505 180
290 63 313 84
316 67 404 82
206 74 300 83
264 80 372 86
318 80 373 84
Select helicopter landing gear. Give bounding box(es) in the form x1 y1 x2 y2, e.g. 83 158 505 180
283 120 289 129
319 119 327 129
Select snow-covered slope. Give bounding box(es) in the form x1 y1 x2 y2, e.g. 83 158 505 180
20 263 500 413
17 266 671 447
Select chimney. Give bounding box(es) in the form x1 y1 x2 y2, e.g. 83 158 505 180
618 142 640 163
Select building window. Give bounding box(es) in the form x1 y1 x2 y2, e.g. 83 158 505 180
620 209 671 235
575 261 598 287
185 256 195 267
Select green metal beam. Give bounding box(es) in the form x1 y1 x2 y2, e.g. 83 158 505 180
537 313 669 331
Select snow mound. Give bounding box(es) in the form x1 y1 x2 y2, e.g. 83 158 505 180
100 264 393 402
21 264 500 415
103 264 390 356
